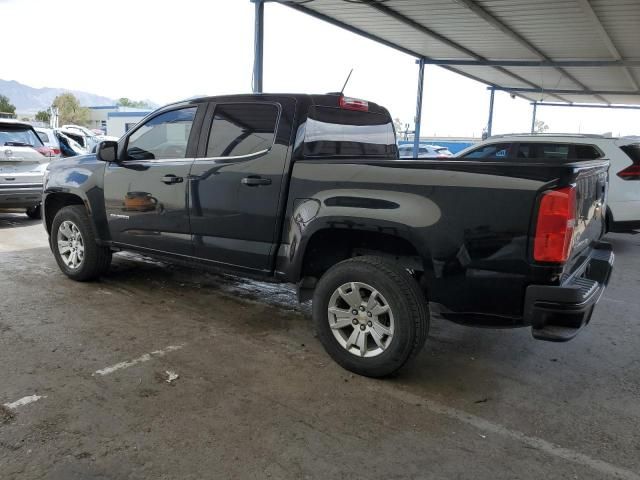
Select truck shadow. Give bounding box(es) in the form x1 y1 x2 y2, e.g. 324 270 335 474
0 212 41 230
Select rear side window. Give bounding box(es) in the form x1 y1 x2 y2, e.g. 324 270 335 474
37 131 50 143
0 124 44 147
461 143 512 159
517 143 569 160
516 143 602 161
303 106 396 158
206 103 279 158
574 144 602 160
620 144 640 163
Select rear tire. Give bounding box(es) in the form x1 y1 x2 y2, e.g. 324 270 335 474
312 256 429 378
26 204 41 219
50 205 112 281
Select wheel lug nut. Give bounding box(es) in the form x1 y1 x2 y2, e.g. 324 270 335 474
367 321 372 327
352 310 358 315
359 325 365 331
359 306 365 311
352 319 358 325
367 311 372 317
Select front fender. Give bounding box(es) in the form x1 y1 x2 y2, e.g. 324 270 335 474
43 155 109 241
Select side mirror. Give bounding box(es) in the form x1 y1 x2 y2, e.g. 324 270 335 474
97 140 118 162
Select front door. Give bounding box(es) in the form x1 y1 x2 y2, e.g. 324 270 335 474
104 105 202 256
189 99 294 272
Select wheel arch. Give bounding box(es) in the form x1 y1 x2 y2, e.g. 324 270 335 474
44 192 88 235
293 225 430 302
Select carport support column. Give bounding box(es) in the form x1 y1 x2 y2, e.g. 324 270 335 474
413 58 426 158
486 87 495 137
252 0 264 94
530 101 537 133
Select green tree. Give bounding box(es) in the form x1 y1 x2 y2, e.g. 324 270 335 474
0 94 16 114
35 110 51 124
117 97 149 108
52 93 90 126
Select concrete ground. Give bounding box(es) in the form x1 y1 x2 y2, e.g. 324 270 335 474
1 211 639 480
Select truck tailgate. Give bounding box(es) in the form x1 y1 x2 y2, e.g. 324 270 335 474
564 161 609 271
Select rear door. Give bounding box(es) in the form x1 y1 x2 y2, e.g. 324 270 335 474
104 104 204 256
188 98 295 272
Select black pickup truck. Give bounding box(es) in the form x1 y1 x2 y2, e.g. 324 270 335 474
43 93 614 377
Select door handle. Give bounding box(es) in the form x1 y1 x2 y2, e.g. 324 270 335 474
162 174 183 185
241 176 272 187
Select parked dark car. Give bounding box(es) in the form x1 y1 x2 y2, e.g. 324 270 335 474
42 93 614 377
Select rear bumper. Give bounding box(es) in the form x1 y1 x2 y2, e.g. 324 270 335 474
525 242 614 342
0 184 43 209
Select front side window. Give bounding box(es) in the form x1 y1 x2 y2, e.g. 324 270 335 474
126 107 197 160
461 143 512 159
206 103 279 158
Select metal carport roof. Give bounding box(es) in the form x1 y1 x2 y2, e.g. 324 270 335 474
270 0 640 106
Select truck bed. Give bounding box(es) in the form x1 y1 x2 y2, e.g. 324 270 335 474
280 157 609 323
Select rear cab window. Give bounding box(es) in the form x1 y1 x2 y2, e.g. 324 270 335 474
0 123 44 147
302 104 396 159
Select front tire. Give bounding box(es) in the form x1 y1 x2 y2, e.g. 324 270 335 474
312 256 429 378
26 204 41 219
50 205 112 281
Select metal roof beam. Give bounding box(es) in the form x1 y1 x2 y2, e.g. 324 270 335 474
534 102 640 110
493 87 638 96
423 59 640 68
576 0 640 91
278 1 540 104
451 0 610 104
362 0 571 102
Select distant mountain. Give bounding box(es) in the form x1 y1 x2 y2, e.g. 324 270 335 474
0 79 115 113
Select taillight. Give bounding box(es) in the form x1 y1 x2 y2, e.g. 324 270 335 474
339 95 368 112
617 164 640 180
618 144 640 180
534 186 576 263
35 146 54 157
51 148 61 156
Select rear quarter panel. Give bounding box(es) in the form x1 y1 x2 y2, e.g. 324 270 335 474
279 159 559 317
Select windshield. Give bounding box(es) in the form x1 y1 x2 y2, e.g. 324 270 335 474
0 124 44 147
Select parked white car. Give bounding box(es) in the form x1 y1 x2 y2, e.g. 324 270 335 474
398 143 453 159
35 127 62 157
59 124 100 151
0 119 53 218
456 134 640 232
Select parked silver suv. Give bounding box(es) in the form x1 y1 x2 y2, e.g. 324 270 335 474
0 119 53 219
